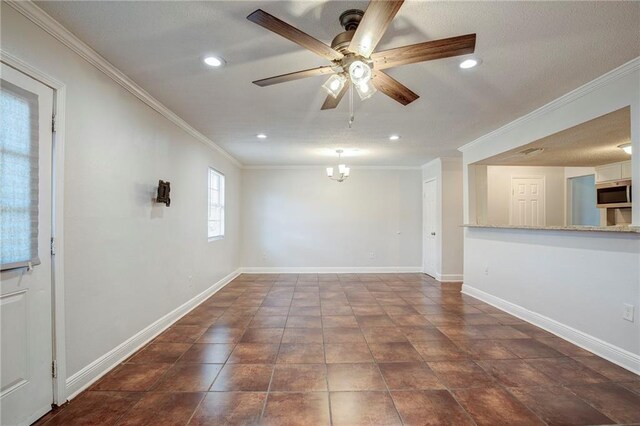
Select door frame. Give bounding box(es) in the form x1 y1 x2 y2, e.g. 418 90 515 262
422 178 438 277
509 175 546 226
1 50 69 406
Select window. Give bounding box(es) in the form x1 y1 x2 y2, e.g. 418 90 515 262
1 80 40 270
208 168 225 240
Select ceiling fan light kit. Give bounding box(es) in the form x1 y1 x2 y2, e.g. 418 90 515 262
247 0 476 117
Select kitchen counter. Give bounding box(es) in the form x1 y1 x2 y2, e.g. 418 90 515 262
462 224 640 234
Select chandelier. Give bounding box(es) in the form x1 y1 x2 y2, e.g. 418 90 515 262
326 149 351 183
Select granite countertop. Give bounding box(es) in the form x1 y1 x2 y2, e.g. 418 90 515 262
462 224 640 234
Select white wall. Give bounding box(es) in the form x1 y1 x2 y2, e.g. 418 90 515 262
460 62 640 373
486 166 565 226
241 168 422 270
422 158 464 281
2 4 241 390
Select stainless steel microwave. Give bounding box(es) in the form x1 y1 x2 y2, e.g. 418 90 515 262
596 180 632 208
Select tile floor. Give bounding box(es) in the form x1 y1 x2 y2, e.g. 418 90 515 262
37 273 640 425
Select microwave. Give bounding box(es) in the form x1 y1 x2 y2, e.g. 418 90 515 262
596 180 632 208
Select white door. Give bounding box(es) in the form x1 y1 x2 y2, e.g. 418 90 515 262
423 180 437 277
510 177 545 226
1 63 54 425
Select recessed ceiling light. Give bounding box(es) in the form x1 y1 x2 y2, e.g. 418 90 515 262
389 135 401 141
459 58 479 69
203 56 225 67
256 133 267 139
618 143 632 155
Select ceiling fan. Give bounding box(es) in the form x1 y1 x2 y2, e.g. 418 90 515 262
247 1 476 110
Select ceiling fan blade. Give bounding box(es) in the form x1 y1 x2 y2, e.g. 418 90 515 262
247 9 343 61
348 0 404 57
321 82 350 110
372 71 418 106
253 66 336 87
371 34 476 70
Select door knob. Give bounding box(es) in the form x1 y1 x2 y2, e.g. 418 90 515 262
430 232 436 236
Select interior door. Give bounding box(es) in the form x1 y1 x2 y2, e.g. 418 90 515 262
510 177 545 226
1 63 54 426
423 179 437 277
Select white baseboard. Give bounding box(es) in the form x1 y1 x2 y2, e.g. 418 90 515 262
239 266 424 274
64 269 241 400
434 272 464 283
462 284 640 375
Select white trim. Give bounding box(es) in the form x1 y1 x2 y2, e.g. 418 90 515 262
5 0 242 168
65 269 240 400
458 57 640 153
462 284 640 375
240 266 424 274
242 165 422 170
434 273 463 282
1 49 68 406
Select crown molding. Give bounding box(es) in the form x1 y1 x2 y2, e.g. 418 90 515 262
458 56 640 153
6 0 242 168
242 165 422 170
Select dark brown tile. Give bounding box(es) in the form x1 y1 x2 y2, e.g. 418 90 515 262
44 391 142 425
368 342 423 362
152 363 222 391
249 315 287 328
271 364 327 391
277 343 325 364
527 357 609 384
361 327 408 343
390 315 432 327
210 363 274 391
155 326 207 343
453 387 543 426
117 392 204 426
620 380 640 395
330 391 402 426
281 327 323 344
572 356 640 381
383 305 420 315
499 339 565 359
239 328 284 343
510 386 615 425
428 361 495 388
196 327 244 344
356 314 395 327
534 337 593 357
323 327 366 343
452 339 519 360
327 363 387 391
351 305 385 316
93 364 170 391
189 392 266 425
411 339 468 361
391 390 474 425
262 392 330 426
322 315 358 328
227 343 279 364
127 342 191 364
285 315 322 328
256 306 290 316
325 343 374 363
378 362 444 390
400 326 446 343
289 306 321 316
178 343 234 363
569 382 640 424
321 304 353 316
477 359 557 387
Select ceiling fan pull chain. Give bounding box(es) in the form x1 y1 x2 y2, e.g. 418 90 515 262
348 83 355 128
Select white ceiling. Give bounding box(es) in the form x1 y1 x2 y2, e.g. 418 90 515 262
475 107 631 167
36 1 640 166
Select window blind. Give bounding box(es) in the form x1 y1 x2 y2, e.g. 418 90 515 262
0 79 40 270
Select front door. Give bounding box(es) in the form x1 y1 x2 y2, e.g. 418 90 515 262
510 177 545 226
423 179 437 277
1 63 54 426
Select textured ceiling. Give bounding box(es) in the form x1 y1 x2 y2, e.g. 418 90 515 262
35 1 640 166
475 107 631 167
